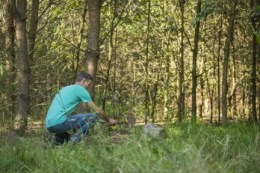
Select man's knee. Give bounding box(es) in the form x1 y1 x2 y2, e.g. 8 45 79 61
87 113 99 127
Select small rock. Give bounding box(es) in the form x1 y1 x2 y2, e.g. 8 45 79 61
143 123 166 138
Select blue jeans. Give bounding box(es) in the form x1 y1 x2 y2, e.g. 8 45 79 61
47 113 98 144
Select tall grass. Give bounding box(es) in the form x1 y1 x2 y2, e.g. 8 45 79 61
0 122 259 173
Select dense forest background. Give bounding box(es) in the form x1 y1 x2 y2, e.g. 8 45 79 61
0 0 259 133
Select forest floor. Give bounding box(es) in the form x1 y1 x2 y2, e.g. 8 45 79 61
0 120 260 173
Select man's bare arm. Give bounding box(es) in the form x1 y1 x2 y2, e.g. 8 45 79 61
86 101 117 125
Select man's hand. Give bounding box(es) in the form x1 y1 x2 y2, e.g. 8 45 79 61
108 118 118 126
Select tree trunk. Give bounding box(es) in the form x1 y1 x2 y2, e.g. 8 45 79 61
217 17 223 125
28 0 39 64
74 0 87 81
249 0 258 123
28 0 39 116
231 51 237 117
199 76 204 118
14 0 29 133
3 0 16 115
145 0 151 124
178 0 185 122
102 39 112 110
206 76 214 124
165 53 171 121
151 75 159 123
222 1 237 125
84 0 101 96
258 44 260 124
191 0 201 123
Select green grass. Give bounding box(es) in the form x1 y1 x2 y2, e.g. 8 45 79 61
0 122 259 173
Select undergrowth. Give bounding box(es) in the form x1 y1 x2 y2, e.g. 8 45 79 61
0 122 259 173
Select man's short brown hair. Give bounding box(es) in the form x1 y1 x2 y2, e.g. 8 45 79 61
75 71 93 82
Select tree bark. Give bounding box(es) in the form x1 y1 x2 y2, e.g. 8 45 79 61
145 0 151 124
222 1 237 125
231 50 237 117
151 75 159 123
74 0 88 81
191 0 201 123
217 17 223 125
27 0 39 116
28 0 39 65
84 0 101 96
177 0 185 122
249 0 259 123
14 0 29 133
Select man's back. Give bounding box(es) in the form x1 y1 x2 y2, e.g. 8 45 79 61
46 84 92 128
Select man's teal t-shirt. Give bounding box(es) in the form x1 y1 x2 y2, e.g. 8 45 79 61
46 84 92 128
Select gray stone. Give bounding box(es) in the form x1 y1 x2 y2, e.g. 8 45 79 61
143 123 166 138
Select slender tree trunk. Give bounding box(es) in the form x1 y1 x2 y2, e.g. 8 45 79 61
206 77 214 123
28 0 39 115
249 0 258 123
74 1 87 81
191 0 201 123
222 2 237 125
258 44 260 124
102 38 113 110
163 0 171 121
28 0 39 64
217 17 223 125
151 75 159 123
242 78 246 118
102 27 116 111
102 0 119 112
84 0 101 96
131 58 136 113
231 51 237 117
165 54 170 121
178 0 185 122
145 0 151 124
199 76 204 117
112 27 117 117
4 0 16 115
209 25 218 124
14 0 29 133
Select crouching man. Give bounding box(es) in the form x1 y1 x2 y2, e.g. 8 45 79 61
45 72 117 145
